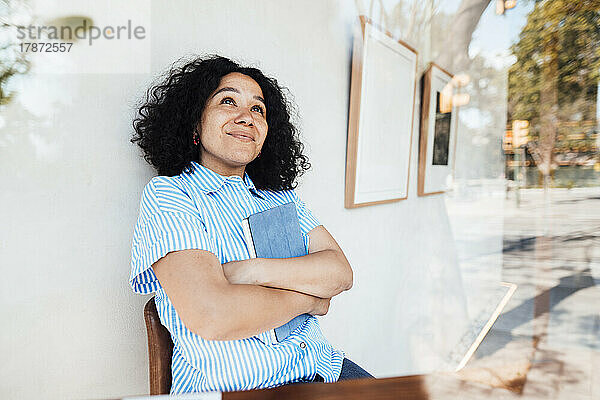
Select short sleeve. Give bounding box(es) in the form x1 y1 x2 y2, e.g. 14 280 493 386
290 190 321 235
129 177 218 294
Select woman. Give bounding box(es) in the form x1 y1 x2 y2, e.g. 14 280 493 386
129 55 372 393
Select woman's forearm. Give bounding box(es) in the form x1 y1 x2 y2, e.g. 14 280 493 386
201 283 328 341
152 249 329 342
223 249 353 298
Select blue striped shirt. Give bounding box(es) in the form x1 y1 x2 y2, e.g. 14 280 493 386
130 161 343 393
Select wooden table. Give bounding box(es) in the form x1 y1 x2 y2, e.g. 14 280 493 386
225 376 426 400
124 373 522 400
223 373 520 400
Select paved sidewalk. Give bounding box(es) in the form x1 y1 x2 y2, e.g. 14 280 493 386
450 188 600 399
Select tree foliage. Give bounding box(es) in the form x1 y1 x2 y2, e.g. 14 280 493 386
508 0 600 174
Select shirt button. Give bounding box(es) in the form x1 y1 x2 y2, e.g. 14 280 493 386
299 341 306 349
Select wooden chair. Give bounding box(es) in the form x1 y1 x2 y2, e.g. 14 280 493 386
143 296 174 395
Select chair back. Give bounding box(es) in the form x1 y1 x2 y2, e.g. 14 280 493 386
143 296 174 395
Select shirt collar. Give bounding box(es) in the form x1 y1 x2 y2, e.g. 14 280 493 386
182 161 258 194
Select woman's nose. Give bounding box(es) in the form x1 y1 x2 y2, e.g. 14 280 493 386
234 108 254 126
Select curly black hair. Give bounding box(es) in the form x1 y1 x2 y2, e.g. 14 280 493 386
131 55 310 190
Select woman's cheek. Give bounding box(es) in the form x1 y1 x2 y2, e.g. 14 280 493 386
259 120 268 137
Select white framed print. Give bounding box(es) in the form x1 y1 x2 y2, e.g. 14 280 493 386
345 16 418 208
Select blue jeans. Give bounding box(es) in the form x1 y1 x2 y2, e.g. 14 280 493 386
313 358 374 382
338 358 374 380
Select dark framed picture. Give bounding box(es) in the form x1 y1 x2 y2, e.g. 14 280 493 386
418 63 459 196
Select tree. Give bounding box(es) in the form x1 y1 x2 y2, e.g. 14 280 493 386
507 0 600 186
436 0 491 73
357 0 491 73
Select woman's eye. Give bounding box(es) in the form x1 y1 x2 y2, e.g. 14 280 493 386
251 105 265 115
221 97 235 105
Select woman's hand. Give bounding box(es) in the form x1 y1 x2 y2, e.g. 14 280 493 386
309 297 331 316
222 259 257 285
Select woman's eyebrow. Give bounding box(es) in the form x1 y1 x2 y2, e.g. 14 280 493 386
212 87 239 98
212 87 265 106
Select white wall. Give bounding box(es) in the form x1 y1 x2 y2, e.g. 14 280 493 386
0 1 501 398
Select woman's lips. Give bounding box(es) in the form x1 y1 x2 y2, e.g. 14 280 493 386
227 132 254 142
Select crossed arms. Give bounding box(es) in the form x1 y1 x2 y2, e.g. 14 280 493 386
152 225 353 341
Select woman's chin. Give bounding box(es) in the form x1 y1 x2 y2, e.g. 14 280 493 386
228 151 260 166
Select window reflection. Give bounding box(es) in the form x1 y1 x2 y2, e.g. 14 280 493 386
360 0 599 396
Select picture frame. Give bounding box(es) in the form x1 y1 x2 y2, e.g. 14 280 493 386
345 16 418 208
417 63 459 196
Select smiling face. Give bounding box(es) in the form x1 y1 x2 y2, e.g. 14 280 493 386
197 72 268 177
